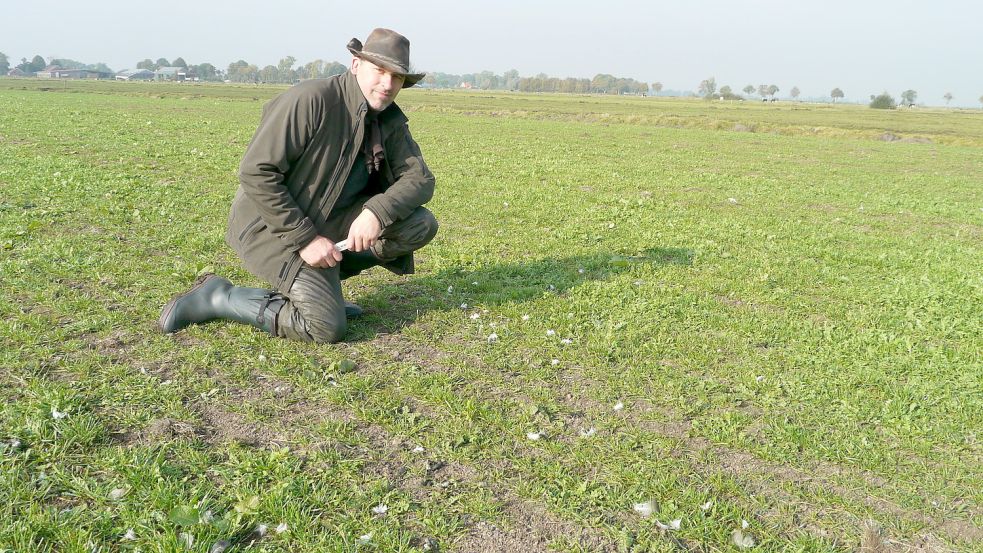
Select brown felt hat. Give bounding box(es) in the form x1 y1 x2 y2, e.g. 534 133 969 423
347 28 425 88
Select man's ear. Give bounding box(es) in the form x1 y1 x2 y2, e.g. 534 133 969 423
350 57 360 74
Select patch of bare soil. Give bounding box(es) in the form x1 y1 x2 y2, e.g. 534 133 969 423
196 403 284 447
124 417 203 445
452 520 547 553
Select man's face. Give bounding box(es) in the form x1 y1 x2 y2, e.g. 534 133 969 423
351 58 404 111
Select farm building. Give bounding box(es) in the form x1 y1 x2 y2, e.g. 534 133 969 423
35 65 68 78
6 68 30 77
155 67 188 81
115 69 155 81
34 65 113 79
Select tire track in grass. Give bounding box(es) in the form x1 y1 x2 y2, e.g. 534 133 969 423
448 315 981 537
19 326 467 549
347 337 778 551
364 332 978 550
552 373 983 547
109 343 621 553
271 364 621 552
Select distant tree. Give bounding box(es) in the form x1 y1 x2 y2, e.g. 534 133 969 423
477 70 498 89
0 52 9 74
790 86 800 100
324 61 346 77
651 81 663 94
194 63 217 81
591 73 614 93
156 58 170 68
30 55 46 71
172 57 187 68
757 84 768 98
869 92 896 109
831 87 844 102
277 56 296 82
50 58 86 70
87 62 113 73
227 60 247 76
136 59 155 70
767 84 779 98
503 69 520 90
227 60 256 82
258 65 277 83
743 84 754 97
300 59 323 80
900 89 917 105
698 77 717 98
943 91 953 105
718 85 742 101
561 77 589 94
979 94 983 108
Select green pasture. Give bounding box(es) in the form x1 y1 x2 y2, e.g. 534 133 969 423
0 79 981 552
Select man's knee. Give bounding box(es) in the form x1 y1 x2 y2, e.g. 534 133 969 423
406 207 439 248
278 289 347 343
305 309 347 343
421 208 439 244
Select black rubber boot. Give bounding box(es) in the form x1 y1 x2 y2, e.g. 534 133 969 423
158 274 284 335
344 301 364 318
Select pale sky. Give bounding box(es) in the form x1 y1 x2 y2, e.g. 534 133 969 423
4 0 981 106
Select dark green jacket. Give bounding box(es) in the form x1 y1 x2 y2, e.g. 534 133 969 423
226 71 435 292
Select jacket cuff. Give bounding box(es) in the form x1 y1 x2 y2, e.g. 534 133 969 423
363 197 395 228
280 217 318 251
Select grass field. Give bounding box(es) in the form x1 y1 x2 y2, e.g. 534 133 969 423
1 79 981 552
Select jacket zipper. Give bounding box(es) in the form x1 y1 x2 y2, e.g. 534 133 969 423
317 106 367 217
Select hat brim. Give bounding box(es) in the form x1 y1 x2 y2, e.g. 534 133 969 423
348 49 424 88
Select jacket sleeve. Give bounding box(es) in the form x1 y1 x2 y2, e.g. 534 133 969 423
363 123 435 228
237 87 320 251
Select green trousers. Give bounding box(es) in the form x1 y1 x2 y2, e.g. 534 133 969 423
273 204 438 343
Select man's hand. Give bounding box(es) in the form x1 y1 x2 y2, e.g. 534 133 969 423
347 209 382 252
299 235 343 268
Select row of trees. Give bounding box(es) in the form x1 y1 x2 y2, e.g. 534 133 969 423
3 52 980 106
417 70 651 95
899 89 955 106
872 90 959 109
224 57 348 83
698 77 786 100
700 77 838 102
130 56 349 83
0 53 112 74
512 73 650 94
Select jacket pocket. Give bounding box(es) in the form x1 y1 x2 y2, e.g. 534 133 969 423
237 216 264 242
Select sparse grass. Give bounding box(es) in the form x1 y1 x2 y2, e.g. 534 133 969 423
1 79 981 552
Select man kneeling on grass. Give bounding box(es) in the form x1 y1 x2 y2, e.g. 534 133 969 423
159 28 437 343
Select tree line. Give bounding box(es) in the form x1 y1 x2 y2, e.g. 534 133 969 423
0 52 652 93
1 53 113 75
2 52 979 107
422 70 651 95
